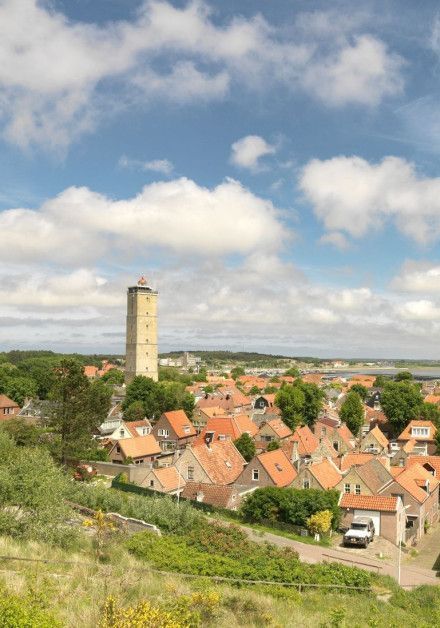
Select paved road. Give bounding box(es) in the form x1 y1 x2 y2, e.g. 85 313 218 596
240 525 439 588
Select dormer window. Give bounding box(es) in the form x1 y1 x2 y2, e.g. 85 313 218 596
275 463 283 472
411 427 429 437
183 425 190 434
225 460 232 468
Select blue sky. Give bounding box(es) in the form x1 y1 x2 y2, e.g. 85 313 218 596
1 0 440 358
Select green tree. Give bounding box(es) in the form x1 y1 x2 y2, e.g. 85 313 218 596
101 368 125 386
234 433 256 462
395 371 413 382
182 392 195 418
264 385 278 394
299 380 325 426
435 429 440 455
275 385 305 430
48 359 111 463
123 376 193 420
231 366 245 380
267 440 280 451
124 400 146 421
381 381 423 436
420 402 440 427
350 383 368 400
339 391 364 437
373 374 387 388
5 376 38 406
249 385 261 395
1 418 42 447
284 367 300 377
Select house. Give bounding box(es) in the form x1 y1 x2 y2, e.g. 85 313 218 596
361 426 389 454
181 482 245 510
108 434 162 465
335 458 393 496
339 494 406 545
338 452 377 472
331 424 356 454
286 425 319 462
152 410 197 452
362 407 387 436
291 458 342 490
0 394 20 420
17 399 51 425
256 418 292 448
406 455 440 479
253 394 277 411
196 414 258 445
390 439 418 467
139 466 185 495
108 419 152 441
379 463 440 542
84 365 99 378
192 406 229 432
235 449 297 489
397 420 437 455
175 440 246 485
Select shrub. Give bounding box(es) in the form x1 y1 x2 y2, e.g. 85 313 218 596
307 510 333 536
0 587 60 627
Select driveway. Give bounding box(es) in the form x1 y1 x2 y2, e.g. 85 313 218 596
239 524 439 588
404 523 440 571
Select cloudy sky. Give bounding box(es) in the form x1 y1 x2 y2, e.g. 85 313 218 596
2 0 440 358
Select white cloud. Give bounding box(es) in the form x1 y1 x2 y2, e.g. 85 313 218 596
0 1 405 150
300 155 440 244
0 177 285 264
119 155 174 175
301 35 404 107
230 135 276 171
391 261 440 293
398 300 440 321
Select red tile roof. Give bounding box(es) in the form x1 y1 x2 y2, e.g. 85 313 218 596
340 494 399 512
337 423 355 446
308 459 342 489
398 420 436 443
0 394 20 409
124 419 152 437
84 365 98 377
291 425 319 456
339 453 375 472
261 418 292 440
196 415 257 444
181 482 239 508
365 426 389 448
393 463 440 503
257 449 297 487
406 455 440 477
151 466 184 492
191 440 246 484
424 394 440 405
113 435 161 459
162 410 197 439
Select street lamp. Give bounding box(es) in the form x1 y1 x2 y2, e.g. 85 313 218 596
398 505 411 586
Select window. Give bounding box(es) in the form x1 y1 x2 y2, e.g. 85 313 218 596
303 479 310 489
355 484 361 495
116 446 121 453
218 434 226 441
158 429 169 437
119 429 125 437
344 483 351 494
333 442 339 452
411 427 429 437
149 480 154 488
183 426 190 434
187 466 194 480
135 459 144 465
225 460 232 468
275 463 283 472
252 469 259 481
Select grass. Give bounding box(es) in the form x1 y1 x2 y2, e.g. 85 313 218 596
0 533 439 627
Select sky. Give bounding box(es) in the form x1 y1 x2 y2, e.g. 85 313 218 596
2 0 440 359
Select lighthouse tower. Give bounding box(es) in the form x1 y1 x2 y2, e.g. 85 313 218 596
125 276 158 384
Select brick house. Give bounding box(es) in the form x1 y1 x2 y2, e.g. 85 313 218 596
339 494 406 545
335 458 393 496
361 426 389 454
139 466 185 495
235 449 297 489
0 394 20 420
181 482 244 510
379 463 440 542
175 440 246 485
108 434 162 465
397 420 437 456
291 458 342 490
152 410 197 452
196 414 258 445
256 418 292 448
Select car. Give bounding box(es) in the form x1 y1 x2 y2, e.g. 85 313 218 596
343 517 375 548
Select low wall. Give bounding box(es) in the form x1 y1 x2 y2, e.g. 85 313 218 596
84 461 138 482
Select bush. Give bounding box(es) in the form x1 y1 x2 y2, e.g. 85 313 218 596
126 522 371 590
68 482 203 534
241 487 341 530
0 586 60 627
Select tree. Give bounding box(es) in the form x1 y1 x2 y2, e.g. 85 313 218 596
1 418 42 447
395 371 413 382
249 385 261 395
123 376 194 420
264 385 278 394
124 401 145 422
231 366 245 381
380 381 423 436
48 359 111 463
420 402 440 427
182 392 195 418
306 510 333 537
275 385 305 430
300 380 325 426
350 384 368 401
16 356 59 399
101 368 125 386
267 440 280 451
339 391 364 437
373 375 387 388
234 433 256 462
5 376 38 406
284 367 300 378
435 429 440 455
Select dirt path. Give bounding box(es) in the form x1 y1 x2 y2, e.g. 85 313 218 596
239 524 439 588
